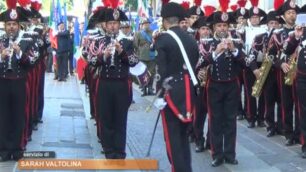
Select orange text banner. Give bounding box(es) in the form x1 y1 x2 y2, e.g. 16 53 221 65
18 159 158 170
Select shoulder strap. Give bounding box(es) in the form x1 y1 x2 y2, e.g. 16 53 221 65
140 30 152 43
166 30 198 86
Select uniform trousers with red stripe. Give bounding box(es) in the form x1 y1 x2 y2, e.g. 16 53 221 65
0 78 26 157
296 73 306 152
263 69 282 132
207 79 239 160
193 86 208 145
96 79 132 159
278 71 299 140
243 68 265 124
161 108 192 172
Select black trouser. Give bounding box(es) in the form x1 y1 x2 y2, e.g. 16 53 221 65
193 86 207 144
263 69 282 131
296 74 306 152
207 79 239 160
0 78 26 156
238 71 246 116
161 108 192 172
68 51 74 74
56 52 69 80
96 79 132 159
278 72 299 140
243 68 265 123
37 62 45 121
46 53 53 72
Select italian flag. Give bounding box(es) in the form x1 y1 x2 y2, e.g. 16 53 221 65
137 0 149 18
48 0 58 49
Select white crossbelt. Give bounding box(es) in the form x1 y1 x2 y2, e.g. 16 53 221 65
166 30 198 86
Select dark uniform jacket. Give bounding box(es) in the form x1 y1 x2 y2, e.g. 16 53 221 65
197 36 245 82
248 32 271 71
282 29 306 75
0 32 33 79
155 26 198 121
269 27 295 68
96 34 138 80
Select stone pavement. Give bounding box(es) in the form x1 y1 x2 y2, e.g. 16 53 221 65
1 73 306 172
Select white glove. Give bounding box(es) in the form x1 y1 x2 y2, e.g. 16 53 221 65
154 98 167 110
52 51 56 56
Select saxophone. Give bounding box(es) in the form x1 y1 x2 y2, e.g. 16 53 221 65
284 54 297 85
251 54 273 97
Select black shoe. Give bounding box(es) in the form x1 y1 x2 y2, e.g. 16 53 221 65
267 130 275 137
53 76 58 80
285 138 294 146
257 121 266 127
247 122 255 128
12 151 23 161
302 152 306 159
27 136 32 142
90 116 95 120
37 119 43 124
205 143 211 150
237 114 244 120
195 144 204 153
189 135 195 143
195 139 205 152
32 124 38 131
0 154 11 162
211 158 223 167
224 158 238 165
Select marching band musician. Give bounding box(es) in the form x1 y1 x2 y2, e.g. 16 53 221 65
28 3 48 130
196 0 246 166
191 16 212 153
82 7 106 147
247 10 283 137
270 0 300 146
95 6 139 159
233 0 248 121
153 2 198 171
0 3 34 161
244 0 267 128
279 4 306 158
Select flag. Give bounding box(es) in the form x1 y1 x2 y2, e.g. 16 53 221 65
137 0 149 18
82 12 88 36
73 17 80 54
63 2 68 29
49 0 58 49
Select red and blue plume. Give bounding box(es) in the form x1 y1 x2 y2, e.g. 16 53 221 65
219 0 230 12
6 0 18 9
181 1 190 10
250 0 259 7
237 0 247 8
274 0 284 10
18 0 31 7
194 0 202 6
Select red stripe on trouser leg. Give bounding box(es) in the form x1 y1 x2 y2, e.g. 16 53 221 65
184 74 191 113
161 110 175 172
206 79 215 158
